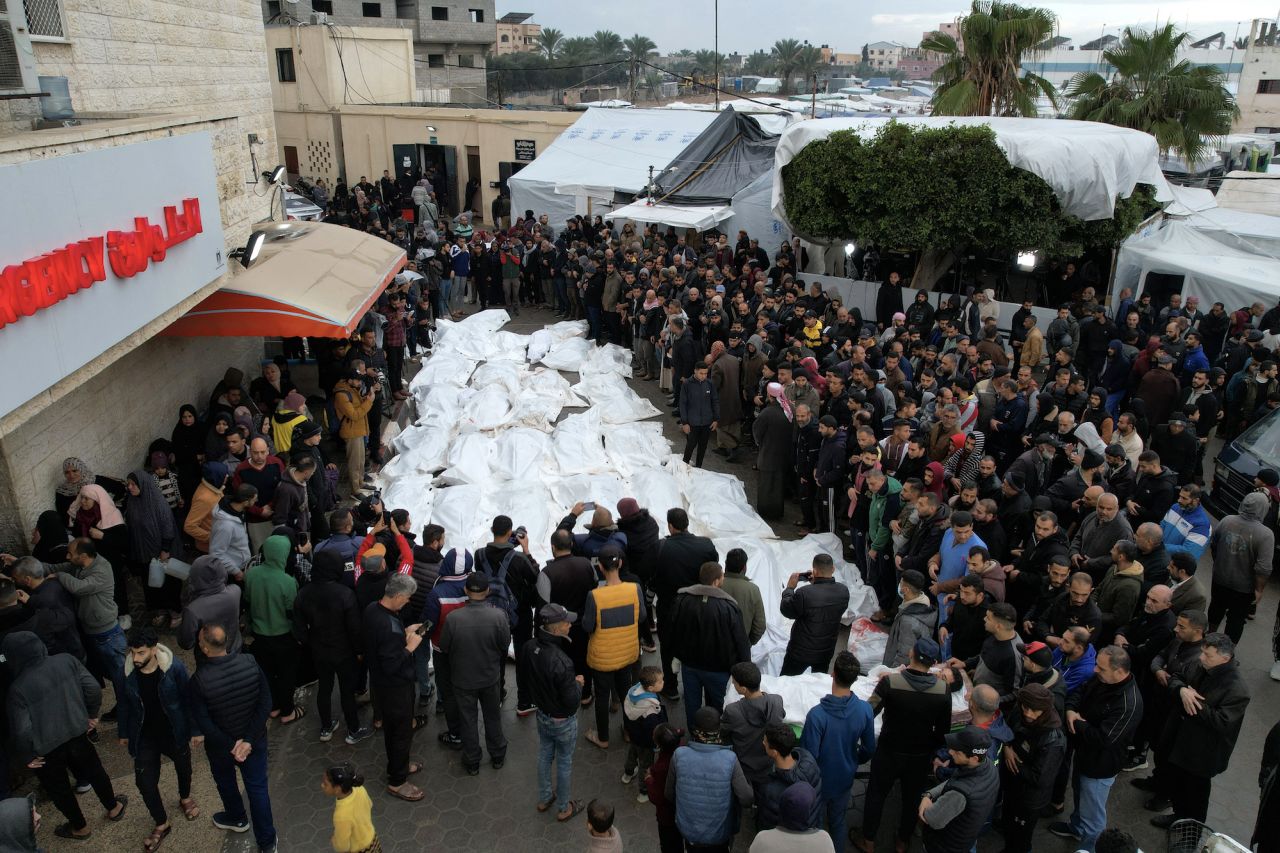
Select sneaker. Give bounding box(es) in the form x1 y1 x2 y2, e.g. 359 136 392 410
516 703 536 717
1122 751 1149 772
1271 661 1280 682
319 724 337 743
1048 822 1080 840
345 727 374 745
75 782 93 795
212 811 250 833
636 789 649 803
438 731 463 749
659 688 680 703
620 769 636 784
491 757 505 770
1130 776 1158 792
465 765 480 776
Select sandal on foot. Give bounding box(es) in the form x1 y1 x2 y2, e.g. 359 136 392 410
143 824 171 852
407 761 424 776
410 714 429 731
584 730 609 750
279 705 307 725
54 823 90 841
386 782 424 802
556 800 585 822
107 795 128 822
179 798 200 821
536 798 556 813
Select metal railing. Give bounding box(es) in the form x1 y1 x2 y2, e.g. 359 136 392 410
22 0 63 38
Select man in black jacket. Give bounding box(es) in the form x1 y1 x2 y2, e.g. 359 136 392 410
668 317 698 409
1126 608 1206 775
813 416 847 533
517 604 584 822
536 529 597 705
653 508 718 701
409 524 444 706
363 574 424 802
1126 450 1179 527
1048 645 1142 849
1146 633 1251 828
665 561 750 715
616 498 660 651
293 550 369 746
780 554 850 675
187 624 276 851
476 515 538 715
794 406 822 530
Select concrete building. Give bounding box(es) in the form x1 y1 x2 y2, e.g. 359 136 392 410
865 41 905 69
1236 19 1280 133
1022 45 1241 90
0 0 275 547
495 11 539 56
257 0 495 103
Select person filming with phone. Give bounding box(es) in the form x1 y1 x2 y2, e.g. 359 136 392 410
781 554 850 676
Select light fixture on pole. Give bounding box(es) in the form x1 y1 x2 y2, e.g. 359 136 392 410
231 231 267 269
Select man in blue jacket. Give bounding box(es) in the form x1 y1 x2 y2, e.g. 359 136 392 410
802 651 876 853
1160 485 1212 563
1051 626 1098 693
679 361 719 468
118 626 199 849
665 707 754 851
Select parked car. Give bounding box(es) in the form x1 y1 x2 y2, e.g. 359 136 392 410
284 190 324 221
1208 405 1280 517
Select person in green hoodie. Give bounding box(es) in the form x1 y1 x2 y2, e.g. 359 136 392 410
244 536 303 725
865 468 904 615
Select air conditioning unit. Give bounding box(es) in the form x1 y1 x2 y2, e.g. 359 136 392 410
309 11 329 25
0 0 40 94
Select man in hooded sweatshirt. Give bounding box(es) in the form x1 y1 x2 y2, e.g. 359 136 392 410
1207 491 1274 643
802 651 876 852
756 724 824 831
243 536 302 725
720 661 784 792
209 484 257 581
292 550 369 745
185 461 228 554
750 781 833 853
177 555 242 662
3 631 127 841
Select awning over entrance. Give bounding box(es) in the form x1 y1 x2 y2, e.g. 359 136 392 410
162 222 406 338
609 201 733 231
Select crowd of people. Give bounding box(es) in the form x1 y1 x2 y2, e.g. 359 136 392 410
1 196 1279 853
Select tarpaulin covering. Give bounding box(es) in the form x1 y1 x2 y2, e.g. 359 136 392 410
1116 219 1280 311
650 108 781 207
385 310 877 673
163 222 406 338
772 116 1175 242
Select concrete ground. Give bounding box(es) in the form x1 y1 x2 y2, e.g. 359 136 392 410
31 306 1277 852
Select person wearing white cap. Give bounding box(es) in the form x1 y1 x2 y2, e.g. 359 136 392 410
752 383 793 520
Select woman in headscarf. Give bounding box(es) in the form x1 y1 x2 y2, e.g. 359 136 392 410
54 457 100 521
31 509 71 564
69 483 131 623
125 469 181 627
204 411 234 460
1000 683 1067 853
1023 392 1059 448
184 461 228 555
249 362 295 414
170 404 205 503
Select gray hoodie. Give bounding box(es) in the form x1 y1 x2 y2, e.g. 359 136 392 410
1209 492 1274 594
0 795 39 852
720 691 785 783
48 554 117 635
883 596 938 668
178 556 242 657
208 502 251 578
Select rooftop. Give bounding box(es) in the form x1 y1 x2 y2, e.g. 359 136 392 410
498 12 534 24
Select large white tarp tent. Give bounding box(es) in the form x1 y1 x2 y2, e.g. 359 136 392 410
771 116 1175 242
507 108 718 227
1115 219 1280 310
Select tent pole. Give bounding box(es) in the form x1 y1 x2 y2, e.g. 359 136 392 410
714 0 720 110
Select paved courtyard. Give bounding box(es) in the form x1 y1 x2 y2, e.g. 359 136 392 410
28 307 1278 852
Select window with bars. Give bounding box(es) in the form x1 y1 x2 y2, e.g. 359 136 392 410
23 0 65 39
1258 79 1280 94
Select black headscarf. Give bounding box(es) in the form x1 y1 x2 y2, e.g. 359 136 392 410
125 469 177 563
205 411 234 458
31 510 70 563
171 404 204 466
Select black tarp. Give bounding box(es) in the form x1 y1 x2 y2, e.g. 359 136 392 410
648 107 780 206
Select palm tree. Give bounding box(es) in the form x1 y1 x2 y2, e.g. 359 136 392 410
538 27 563 60
773 38 804 94
559 36 597 85
744 50 773 75
796 44 824 93
923 0 1059 116
592 30 624 61
1064 24 1238 165
624 34 657 101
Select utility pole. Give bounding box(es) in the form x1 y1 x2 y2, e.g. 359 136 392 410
811 74 817 118
714 0 720 109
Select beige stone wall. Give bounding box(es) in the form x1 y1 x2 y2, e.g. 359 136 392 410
1235 43 1280 132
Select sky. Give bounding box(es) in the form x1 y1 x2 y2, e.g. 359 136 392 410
498 0 1278 54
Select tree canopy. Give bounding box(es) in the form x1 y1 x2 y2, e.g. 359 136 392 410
780 122 1155 263
1063 24 1238 165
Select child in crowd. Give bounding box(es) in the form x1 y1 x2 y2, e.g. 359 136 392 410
644 724 684 853
150 451 184 513
586 799 623 852
322 762 378 853
621 665 668 801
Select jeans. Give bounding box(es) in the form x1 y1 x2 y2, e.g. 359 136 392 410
441 279 453 311
821 787 853 853
205 736 275 851
536 712 578 813
136 734 192 826
87 624 127 706
453 275 469 306
681 666 729 716
1104 390 1125 419
1068 772 1116 852
35 734 117 831
1208 583 1254 643
455 681 506 770
553 276 567 313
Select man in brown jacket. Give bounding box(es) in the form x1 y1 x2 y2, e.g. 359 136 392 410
333 368 374 498
1020 314 1045 373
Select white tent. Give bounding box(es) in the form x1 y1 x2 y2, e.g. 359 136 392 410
1115 219 1280 310
771 116 1175 241
507 108 718 226
607 201 733 231
1214 171 1280 216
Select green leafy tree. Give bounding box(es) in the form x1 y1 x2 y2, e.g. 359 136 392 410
592 30 624 61
744 50 774 75
1064 24 1238 165
559 36 598 85
923 0 1059 116
780 122 1154 284
538 27 563 60
773 38 804 94
796 44 824 91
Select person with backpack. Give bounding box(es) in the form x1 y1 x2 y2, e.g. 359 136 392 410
475 516 539 715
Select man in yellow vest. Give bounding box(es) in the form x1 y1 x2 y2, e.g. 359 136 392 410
582 544 645 750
